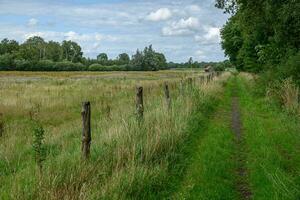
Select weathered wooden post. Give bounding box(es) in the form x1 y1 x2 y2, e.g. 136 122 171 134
164 82 171 110
81 102 91 160
136 86 144 121
201 76 205 84
179 80 184 96
188 78 193 89
0 113 3 137
193 78 196 86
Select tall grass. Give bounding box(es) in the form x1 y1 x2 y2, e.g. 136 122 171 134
265 78 299 115
0 71 228 199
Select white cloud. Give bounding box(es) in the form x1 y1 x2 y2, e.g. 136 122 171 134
27 18 38 27
162 17 200 36
195 50 207 60
24 31 117 43
186 5 201 12
22 31 118 57
195 26 221 44
146 8 172 21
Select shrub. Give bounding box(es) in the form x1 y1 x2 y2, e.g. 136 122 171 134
88 64 127 71
54 61 86 71
0 53 15 70
88 63 105 71
34 60 55 71
278 52 300 86
15 59 36 71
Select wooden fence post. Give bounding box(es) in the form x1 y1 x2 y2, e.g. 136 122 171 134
81 102 91 160
164 82 171 110
136 86 144 121
188 78 193 89
0 113 3 137
179 80 184 96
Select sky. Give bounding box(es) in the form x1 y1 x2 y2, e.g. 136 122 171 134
0 0 230 63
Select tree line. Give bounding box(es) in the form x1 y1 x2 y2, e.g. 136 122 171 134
0 36 169 71
216 0 300 85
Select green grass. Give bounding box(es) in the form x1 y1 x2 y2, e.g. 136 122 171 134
167 76 238 200
236 75 300 200
168 75 300 200
0 71 229 199
1 71 299 199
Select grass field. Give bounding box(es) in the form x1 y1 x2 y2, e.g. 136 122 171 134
1 71 299 200
0 70 229 199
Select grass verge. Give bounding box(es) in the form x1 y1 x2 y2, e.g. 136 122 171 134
237 74 300 200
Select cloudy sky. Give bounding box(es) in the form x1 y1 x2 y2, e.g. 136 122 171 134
0 0 229 62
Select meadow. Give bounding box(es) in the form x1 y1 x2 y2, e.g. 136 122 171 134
0 69 227 199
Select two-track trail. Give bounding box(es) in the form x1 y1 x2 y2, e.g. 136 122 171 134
168 74 300 200
170 75 252 200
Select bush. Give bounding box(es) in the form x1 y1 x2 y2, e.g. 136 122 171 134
34 60 55 71
88 63 106 71
54 61 87 71
88 64 128 71
278 52 300 86
0 53 15 70
15 59 36 71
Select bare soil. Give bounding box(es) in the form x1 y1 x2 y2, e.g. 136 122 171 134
231 87 252 200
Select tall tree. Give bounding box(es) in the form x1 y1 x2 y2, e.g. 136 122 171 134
62 40 83 62
117 53 130 64
45 41 62 62
19 36 46 61
97 53 108 63
0 39 19 55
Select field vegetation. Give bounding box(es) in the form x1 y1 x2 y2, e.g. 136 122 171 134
0 70 228 199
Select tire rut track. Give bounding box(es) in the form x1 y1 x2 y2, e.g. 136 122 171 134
231 80 252 200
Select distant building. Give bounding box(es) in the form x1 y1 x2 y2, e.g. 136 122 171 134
204 65 214 72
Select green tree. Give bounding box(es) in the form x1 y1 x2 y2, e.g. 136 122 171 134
216 0 300 73
0 39 19 55
188 57 194 68
220 16 243 68
19 36 46 61
97 53 108 63
117 53 130 64
62 40 83 62
131 49 143 70
45 41 62 62
155 52 167 69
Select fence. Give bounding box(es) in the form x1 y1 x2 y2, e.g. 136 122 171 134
0 72 222 160
79 72 221 159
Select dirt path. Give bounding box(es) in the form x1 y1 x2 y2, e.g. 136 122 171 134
231 83 252 200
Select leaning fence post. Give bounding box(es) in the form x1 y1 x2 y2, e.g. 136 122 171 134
206 75 210 84
179 80 184 96
136 86 144 121
164 82 171 110
201 76 205 84
0 113 3 137
81 102 91 160
188 78 193 89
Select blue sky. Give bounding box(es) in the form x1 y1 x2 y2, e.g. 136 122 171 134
0 0 229 62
